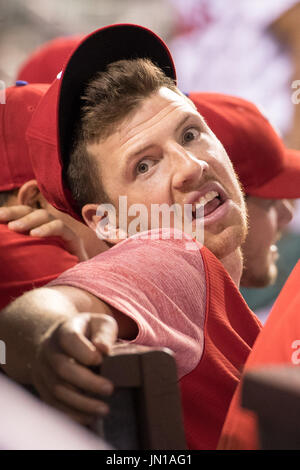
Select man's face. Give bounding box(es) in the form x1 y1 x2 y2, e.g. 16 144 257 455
241 196 294 287
86 87 247 261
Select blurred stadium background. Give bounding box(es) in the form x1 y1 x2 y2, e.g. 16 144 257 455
0 0 175 85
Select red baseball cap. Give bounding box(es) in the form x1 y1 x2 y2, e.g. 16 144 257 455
0 82 49 192
189 91 300 199
27 24 177 221
16 36 83 84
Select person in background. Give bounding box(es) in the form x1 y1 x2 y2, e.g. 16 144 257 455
0 82 105 310
189 92 298 297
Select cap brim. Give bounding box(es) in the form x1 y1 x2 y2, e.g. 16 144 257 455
58 23 176 167
247 148 300 199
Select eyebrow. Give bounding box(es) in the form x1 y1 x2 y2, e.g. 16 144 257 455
126 113 197 160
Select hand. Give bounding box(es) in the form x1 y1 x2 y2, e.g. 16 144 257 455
0 205 89 262
32 313 118 425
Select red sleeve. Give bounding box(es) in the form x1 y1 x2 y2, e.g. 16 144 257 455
0 224 78 309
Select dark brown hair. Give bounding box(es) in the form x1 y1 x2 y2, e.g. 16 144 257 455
67 58 179 210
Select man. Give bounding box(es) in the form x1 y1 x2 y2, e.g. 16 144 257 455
0 24 261 450
4 90 297 291
2 30 298 293
0 83 297 444
0 82 296 445
0 83 105 310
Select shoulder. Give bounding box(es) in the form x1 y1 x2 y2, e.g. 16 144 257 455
49 230 208 343
51 229 207 294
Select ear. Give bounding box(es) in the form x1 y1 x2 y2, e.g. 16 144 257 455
17 180 41 208
81 203 127 245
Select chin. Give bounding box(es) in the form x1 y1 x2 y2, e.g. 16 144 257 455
204 223 246 260
241 263 278 288
205 202 247 258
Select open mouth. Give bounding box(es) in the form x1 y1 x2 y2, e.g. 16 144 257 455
192 190 223 219
185 182 231 227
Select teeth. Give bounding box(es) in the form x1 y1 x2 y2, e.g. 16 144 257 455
192 191 219 211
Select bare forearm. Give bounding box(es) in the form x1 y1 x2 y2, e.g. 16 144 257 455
0 285 120 424
0 288 78 383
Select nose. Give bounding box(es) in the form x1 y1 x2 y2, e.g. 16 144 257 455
275 199 295 229
170 144 209 190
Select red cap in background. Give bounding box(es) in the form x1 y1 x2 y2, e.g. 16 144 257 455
16 36 82 84
27 23 177 221
0 82 49 192
189 92 300 199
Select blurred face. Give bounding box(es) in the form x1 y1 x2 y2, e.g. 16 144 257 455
241 196 295 287
86 87 247 261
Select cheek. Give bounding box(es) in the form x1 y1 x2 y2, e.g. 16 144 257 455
247 205 277 247
210 157 243 202
205 138 242 192
130 169 172 206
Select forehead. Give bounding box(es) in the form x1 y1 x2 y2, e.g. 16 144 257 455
118 87 199 140
86 87 206 164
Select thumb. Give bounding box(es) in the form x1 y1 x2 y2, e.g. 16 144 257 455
90 313 118 356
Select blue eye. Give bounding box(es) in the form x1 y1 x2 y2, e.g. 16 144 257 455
136 158 154 175
183 128 199 143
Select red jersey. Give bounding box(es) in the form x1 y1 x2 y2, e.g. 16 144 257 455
0 224 78 309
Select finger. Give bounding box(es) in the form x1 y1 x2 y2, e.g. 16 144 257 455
0 205 33 222
57 315 103 366
90 314 118 355
53 383 110 416
34 359 105 423
8 209 54 232
30 219 67 238
34 372 96 426
30 220 88 262
47 351 114 396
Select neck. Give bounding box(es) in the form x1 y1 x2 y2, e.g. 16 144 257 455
220 247 243 287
